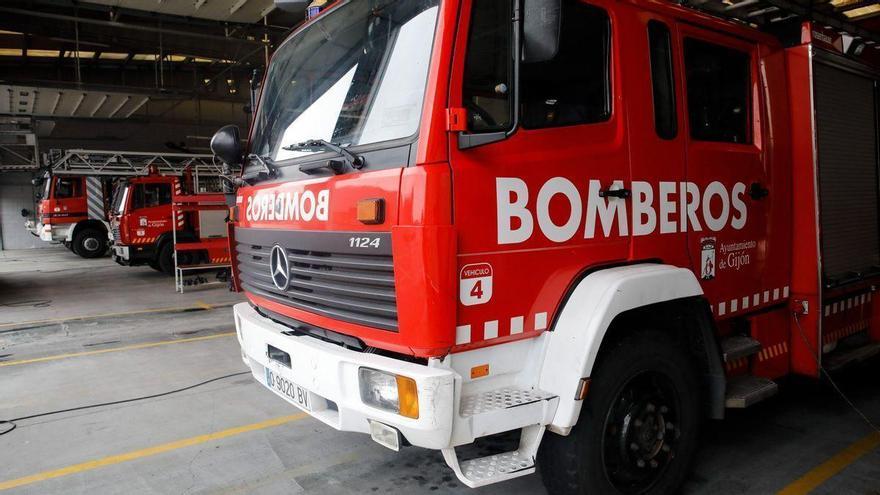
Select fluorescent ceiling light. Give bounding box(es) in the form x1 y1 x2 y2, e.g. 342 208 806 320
27 50 60 57
844 4 880 18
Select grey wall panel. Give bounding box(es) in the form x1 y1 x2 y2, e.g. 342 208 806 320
0 172 46 250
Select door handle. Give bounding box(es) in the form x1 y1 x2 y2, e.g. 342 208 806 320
599 187 631 199
749 182 769 200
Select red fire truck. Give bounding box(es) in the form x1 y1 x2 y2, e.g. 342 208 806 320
27 171 114 258
110 168 231 274
26 149 221 259
212 0 880 492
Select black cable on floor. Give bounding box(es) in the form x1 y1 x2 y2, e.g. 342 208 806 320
793 312 880 434
0 371 249 437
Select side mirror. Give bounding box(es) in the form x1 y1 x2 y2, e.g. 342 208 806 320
523 0 562 64
21 209 30 218
210 125 242 166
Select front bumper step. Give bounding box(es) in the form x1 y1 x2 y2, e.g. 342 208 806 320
443 424 547 488
442 388 558 488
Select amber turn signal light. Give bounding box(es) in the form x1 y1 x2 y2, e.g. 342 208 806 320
357 198 384 225
396 375 420 419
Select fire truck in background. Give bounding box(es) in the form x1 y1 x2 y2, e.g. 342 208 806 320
211 0 880 492
109 160 232 275
27 160 116 258
26 149 220 259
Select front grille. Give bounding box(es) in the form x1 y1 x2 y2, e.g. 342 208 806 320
235 229 398 331
111 225 121 242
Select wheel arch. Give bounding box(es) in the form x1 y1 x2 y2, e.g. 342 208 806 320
154 230 196 250
69 219 108 242
539 263 726 433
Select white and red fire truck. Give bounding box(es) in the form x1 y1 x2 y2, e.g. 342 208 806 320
212 0 880 492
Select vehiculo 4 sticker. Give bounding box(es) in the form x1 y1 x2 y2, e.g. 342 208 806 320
460 263 493 306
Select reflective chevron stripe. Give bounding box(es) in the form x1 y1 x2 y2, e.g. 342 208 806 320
85 177 104 220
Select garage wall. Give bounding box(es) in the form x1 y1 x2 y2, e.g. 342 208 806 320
0 172 45 250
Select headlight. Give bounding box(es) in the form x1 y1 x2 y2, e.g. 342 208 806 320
358 367 419 419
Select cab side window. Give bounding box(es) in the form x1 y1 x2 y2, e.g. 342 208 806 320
54 177 82 199
132 183 172 209
648 21 676 139
521 1 611 129
684 38 750 143
462 0 513 132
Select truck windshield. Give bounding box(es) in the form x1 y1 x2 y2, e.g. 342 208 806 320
249 0 440 163
112 184 129 215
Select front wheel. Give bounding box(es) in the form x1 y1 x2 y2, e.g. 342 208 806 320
72 229 107 258
156 242 175 275
538 330 701 495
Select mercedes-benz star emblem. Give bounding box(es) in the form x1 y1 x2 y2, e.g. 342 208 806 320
269 244 290 291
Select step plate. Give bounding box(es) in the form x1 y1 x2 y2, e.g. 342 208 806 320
460 451 535 483
722 335 762 362
825 342 880 371
725 375 778 408
460 388 555 418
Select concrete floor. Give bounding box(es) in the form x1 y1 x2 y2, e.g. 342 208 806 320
0 248 243 330
0 248 878 494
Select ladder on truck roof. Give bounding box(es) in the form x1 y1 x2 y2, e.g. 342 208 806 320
682 0 880 46
46 149 231 177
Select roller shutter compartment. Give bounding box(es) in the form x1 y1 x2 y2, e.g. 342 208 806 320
813 62 880 286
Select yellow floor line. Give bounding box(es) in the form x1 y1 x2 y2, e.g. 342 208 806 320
778 431 880 495
0 332 235 368
195 300 215 310
0 413 308 491
0 302 232 331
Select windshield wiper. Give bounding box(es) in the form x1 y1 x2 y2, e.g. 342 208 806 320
242 153 277 182
282 139 365 175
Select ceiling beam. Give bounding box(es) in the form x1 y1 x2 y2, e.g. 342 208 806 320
230 0 249 16
762 0 880 45
0 7 263 45
17 0 290 32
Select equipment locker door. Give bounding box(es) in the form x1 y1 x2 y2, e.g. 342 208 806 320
677 25 776 317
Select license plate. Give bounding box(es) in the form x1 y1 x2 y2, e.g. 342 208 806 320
265 367 310 411
114 246 129 258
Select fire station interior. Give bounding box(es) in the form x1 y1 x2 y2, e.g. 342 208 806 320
1 0 879 493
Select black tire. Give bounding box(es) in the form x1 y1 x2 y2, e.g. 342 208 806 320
72 228 107 258
157 242 175 275
539 330 701 495
63 241 74 251
147 258 163 272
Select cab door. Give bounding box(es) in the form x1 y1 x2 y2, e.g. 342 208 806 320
623 13 688 264
447 0 630 349
128 179 174 245
52 176 87 221
677 25 775 317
